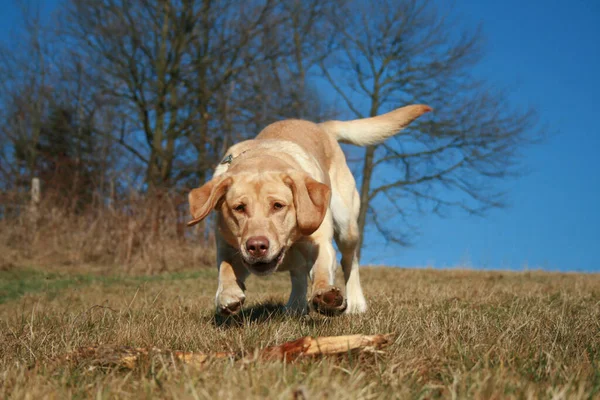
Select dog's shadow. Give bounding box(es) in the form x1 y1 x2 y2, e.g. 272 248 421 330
212 301 289 327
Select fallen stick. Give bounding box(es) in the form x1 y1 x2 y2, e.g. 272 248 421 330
62 334 392 370
257 334 392 361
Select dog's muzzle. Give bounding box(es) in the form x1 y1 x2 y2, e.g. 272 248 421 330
242 248 286 276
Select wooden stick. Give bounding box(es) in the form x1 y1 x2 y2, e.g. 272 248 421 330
257 334 392 361
62 334 392 369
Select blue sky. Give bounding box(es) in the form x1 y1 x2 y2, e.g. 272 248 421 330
1 1 598 272
367 0 600 272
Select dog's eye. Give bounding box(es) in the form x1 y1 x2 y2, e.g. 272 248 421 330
273 202 285 210
233 204 245 213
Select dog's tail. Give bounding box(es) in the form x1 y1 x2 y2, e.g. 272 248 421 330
319 104 432 146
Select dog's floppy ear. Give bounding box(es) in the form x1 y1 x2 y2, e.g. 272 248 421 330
187 176 232 227
284 173 331 236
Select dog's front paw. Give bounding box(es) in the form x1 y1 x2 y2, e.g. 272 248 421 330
311 286 347 316
215 289 246 316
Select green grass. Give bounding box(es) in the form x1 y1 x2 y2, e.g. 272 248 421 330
1 266 599 399
0 268 214 304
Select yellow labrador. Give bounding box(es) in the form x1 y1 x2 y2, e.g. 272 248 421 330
188 105 431 316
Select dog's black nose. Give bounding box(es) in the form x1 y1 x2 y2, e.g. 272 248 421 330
246 236 269 258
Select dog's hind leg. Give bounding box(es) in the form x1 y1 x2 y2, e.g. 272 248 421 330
332 185 367 314
287 268 309 315
284 248 309 315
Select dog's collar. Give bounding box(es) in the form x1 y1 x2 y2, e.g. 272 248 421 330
220 150 249 165
220 154 233 165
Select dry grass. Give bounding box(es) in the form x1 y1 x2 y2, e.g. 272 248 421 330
0 194 215 273
1 265 599 399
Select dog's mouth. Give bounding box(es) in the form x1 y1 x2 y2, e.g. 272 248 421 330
242 248 286 276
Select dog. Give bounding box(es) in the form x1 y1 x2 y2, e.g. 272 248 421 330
188 104 431 316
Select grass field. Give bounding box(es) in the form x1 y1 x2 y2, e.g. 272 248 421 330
1 265 599 399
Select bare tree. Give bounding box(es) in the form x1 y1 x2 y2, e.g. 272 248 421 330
59 0 332 191
182 0 337 184
321 0 540 257
60 0 199 190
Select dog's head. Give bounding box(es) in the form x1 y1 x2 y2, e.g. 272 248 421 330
187 171 330 275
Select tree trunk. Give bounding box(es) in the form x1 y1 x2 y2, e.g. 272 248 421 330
356 145 376 260
356 94 380 260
